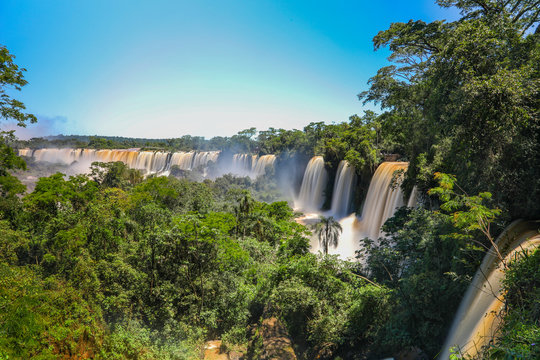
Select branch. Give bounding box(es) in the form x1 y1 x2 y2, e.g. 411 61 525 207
475 265 505 303
420 34 440 53
512 0 540 23
472 0 493 15
502 0 514 10
520 8 540 34
351 273 381 288
509 0 525 14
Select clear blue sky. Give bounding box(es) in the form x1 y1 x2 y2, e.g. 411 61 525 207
1 0 459 139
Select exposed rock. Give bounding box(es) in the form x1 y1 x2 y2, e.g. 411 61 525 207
203 340 246 360
395 346 428 360
259 317 296 360
203 340 228 360
383 154 401 161
228 350 244 360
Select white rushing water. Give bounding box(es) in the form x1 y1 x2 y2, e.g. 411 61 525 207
326 162 410 259
295 156 328 213
19 148 273 178
297 160 415 260
330 160 357 219
252 154 276 177
26 148 218 174
230 153 276 178
356 162 409 240
441 220 540 358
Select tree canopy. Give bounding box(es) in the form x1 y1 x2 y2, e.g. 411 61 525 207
359 0 539 219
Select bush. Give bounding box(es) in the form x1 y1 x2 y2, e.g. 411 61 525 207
484 248 540 359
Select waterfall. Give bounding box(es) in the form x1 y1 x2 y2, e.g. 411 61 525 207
192 151 220 170
295 156 328 212
441 220 540 358
252 155 276 177
407 186 418 208
170 152 195 170
357 162 408 240
18 148 34 157
232 154 254 176
19 148 221 176
19 148 274 179
149 151 169 173
298 161 409 259
32 148 81 164
229 153 276 178
330 160 356 218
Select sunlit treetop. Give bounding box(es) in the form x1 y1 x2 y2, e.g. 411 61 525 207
0 46 36 127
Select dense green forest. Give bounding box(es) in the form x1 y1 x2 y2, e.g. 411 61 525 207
1 1 539 359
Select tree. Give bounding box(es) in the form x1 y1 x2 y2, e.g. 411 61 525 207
1 46 37 127
437 0 540 35
0 46 36 199
230 128 257 153
314 216 342 255
234 191 254 238
428 172 503 264
359 1 540 219
90 161 143 189
0 132 27 224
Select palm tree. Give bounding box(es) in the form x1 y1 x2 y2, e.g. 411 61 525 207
314 216 342 255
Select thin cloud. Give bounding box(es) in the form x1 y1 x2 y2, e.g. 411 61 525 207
2 115 68 139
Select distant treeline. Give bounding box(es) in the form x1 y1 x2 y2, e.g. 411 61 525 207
16 117 387 182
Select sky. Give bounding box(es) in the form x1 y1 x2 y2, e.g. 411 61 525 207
0 0 459 139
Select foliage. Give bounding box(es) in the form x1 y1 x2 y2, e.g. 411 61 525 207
359 173 503 357
0 264 105 359
0 46 37 127
267 254 392 359
360 0 540 219
359 207 477 357
429 172 504 263
0 156 401 359
482 248 540 359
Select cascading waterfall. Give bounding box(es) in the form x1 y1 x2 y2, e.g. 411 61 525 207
295 156 328 213
309 161 411 259
192 151 220 170
232 154 255 176
19 148 271 179
294 160 413 259
33 148 81 164
18 148 34 157
230 153 276 178
252 154 276 177
168 151 221 172
19 148 222 175
356 162 408 240
407 186 418 208
441 220 540 358
169 152 196 170
330 160 357 218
